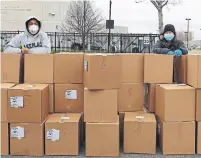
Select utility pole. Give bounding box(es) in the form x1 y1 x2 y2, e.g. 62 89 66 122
83 1 86 53
108 0 112 53
186 18 191 49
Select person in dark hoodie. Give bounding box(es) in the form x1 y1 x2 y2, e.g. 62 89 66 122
153 24 188 56
4 16 51 54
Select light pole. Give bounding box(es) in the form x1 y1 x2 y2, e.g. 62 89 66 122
108 0 112 53
186 18 191 49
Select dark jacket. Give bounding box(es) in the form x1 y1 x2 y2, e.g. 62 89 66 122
153 38 188 55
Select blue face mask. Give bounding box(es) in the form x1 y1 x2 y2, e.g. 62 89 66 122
164 34 175 41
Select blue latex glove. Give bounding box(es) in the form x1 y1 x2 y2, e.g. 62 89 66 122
175 49 182 56
167 51 175 55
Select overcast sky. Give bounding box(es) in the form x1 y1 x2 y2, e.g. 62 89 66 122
95 0 201 40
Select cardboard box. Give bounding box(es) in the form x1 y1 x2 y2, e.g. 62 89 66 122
24 54 53 84
1 123 9 155
196 89 201 121
48 84 54 113
144 54 173 83
1 53 22 83
84 88 118 122
86 119 119 157
7 84 49 123
119 111 145 141
124 112 156 154
158 120 195 155
147 83 157 113
121 53 144 83
155 84 195 122
10 122 45 156
54 53 83 84
55 84 84 113
175 55 187 84
1 83 16 122
84 53 121 89
187 54 201 88
197 122 201 154
45 113 81 155
118 83 144 112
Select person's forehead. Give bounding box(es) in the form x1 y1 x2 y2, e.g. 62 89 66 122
165 31 173 34
28 19 38 24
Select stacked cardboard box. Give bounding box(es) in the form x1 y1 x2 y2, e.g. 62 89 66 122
156 84 195 155
124 112 156 154
45 113 82 155
187 54 201 154
84 53 121 157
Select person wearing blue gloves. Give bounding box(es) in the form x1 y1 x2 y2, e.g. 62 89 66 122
153 24 188 56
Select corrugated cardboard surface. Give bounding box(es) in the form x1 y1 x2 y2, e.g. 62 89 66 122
175 55 187 84
24 54 54 84
84 88 118 122
7 84 49 123
198 122 201 154
86 120 119 157
45 113 81 155
121 53 144 83
124 112 156 154
147 83 157 113
118 83 144 112
1 53 21 83
1 83 16 122
55 84 84 113
187 55 201 88
144 54 173 84
159 120 195 155
84 53 122 89
48 84 54 113
10 122 45 156
196 89 201 121
155 84 195 122
0 123 9 155
54 53 83 84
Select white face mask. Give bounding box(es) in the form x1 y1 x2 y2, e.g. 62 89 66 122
29 24 39 35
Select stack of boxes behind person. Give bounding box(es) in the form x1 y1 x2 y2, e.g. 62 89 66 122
1 53 21 155
187 54 201 154
84 53 121 157
120 53 152 154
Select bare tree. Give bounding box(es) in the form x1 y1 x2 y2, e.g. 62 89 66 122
60 1 104 34
135 0 180 33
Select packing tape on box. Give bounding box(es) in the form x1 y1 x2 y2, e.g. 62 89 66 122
136 116 144 119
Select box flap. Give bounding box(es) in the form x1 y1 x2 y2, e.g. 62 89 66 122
158 84 194 90
11 84 49 90
1 83 16 89
46 113 81 123
124 112 156 123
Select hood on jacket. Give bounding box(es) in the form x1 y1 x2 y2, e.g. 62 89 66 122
25 16 42 36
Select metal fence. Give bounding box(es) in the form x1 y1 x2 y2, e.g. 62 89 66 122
0 31 159 53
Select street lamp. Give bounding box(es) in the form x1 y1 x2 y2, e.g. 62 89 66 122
185 18 191 49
